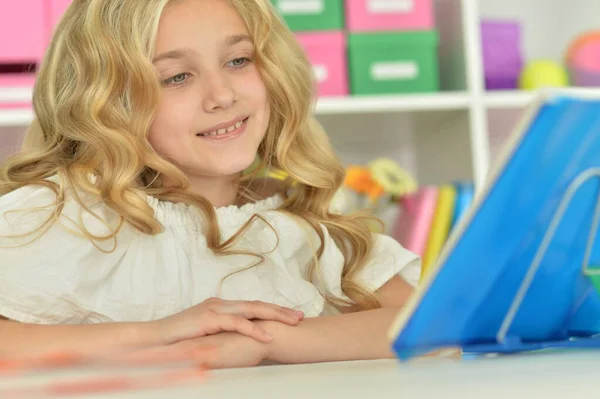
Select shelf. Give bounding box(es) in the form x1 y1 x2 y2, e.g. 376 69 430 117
0 91 473 127
0 87 32 103
315 92 471 114
0 86 33 127
484 91 536 109
0 90 564 126
0 108 33 127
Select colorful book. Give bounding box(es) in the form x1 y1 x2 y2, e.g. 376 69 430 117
451 182 475 231
390 89 600 361
392 186 439 258
421 184 457 278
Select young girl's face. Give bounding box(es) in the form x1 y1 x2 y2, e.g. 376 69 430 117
149 0 270 180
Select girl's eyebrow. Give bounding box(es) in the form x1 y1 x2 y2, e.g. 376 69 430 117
225 34 252 46
152 48 194 64
152 35 251 64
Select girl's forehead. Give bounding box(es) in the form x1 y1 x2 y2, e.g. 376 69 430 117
156 0 249 48
159 0 246 28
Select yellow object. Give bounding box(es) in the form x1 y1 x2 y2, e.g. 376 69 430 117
519 60 569 90
421 184 457 279
368 158 418 197
266 169 288 180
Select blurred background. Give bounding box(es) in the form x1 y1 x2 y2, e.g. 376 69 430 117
1 0 599 271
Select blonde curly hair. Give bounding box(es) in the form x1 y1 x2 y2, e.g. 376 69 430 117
0 0 380 311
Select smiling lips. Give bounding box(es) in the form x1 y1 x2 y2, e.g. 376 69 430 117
196 117 249 139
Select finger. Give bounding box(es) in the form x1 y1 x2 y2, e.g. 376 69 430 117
224 302 302 325
208 299 304 322
252 301 305 321
213 314 274 343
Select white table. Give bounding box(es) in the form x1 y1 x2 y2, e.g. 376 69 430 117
1 350 598 398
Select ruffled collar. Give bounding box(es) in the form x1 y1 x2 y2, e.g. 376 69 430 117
145 194 285 226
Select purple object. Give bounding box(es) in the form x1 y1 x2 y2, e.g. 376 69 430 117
481 20 524 90
569 66 600 87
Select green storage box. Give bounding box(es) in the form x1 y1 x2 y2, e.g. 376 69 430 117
271 0 344 32
348 31 440 95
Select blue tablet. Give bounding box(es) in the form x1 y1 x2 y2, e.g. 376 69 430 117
390 89 600 361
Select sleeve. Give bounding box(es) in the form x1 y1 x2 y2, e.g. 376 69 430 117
355 234 421 289
313 228 421 308
0 184 125 324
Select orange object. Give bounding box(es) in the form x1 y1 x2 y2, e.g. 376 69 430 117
344 166 371 191
1 368 207 398
344 166 385 202
367 184 384 202
0 347 211 397
566 31 600 70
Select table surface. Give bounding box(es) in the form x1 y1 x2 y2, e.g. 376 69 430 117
1 350 598 398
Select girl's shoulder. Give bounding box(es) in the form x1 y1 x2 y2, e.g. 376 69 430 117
0 176 125 243
0 181 61 216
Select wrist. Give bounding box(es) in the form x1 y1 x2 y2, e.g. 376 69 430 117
255 335 271 364
255 319 286 362
132 321 163 348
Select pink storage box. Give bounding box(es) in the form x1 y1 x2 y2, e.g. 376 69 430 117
345 0 434 32
49 0 73 34
295 31 348 97
0 0 46 63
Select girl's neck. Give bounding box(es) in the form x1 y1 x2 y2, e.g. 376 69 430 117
162 173 283 208
160 173 241 208
188 175 240 208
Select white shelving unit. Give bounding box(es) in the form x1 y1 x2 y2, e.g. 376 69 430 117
1 0 598 193
483 91 535 109
317 92 471 114
0 109 32 127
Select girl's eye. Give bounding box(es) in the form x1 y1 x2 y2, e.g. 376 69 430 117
162 73 191 86
227 57 251 68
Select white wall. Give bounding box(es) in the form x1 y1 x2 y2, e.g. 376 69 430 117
480 0 600 63
481 0 600 166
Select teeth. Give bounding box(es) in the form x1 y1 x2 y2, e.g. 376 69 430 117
199 118 245 137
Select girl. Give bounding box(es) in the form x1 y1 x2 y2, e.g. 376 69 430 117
0 0 420 368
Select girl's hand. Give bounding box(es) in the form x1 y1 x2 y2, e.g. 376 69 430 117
173 332 269 369
151 298 304 345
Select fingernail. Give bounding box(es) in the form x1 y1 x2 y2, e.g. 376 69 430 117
296 311 304 318
265 333 274 341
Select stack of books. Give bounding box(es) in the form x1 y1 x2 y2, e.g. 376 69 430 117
392 182 475 279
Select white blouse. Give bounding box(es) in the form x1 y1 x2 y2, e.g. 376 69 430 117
0 182 420 324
